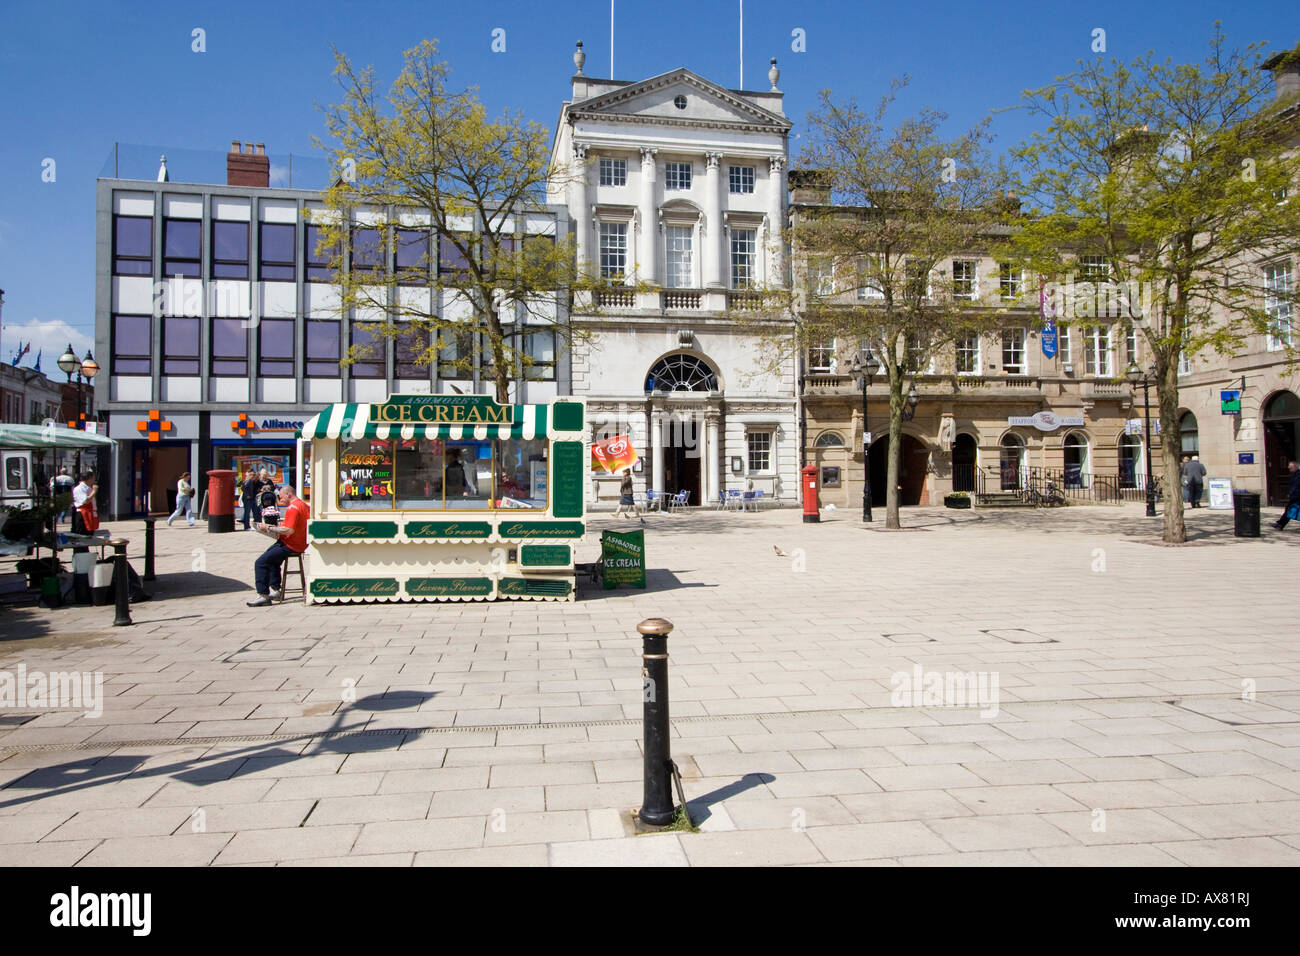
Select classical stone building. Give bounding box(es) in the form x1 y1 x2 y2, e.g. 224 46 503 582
548 46 798 506
790 175 1160 511
1172 50 1300 508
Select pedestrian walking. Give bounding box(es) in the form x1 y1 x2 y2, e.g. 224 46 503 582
51 467 75 522
241 468 261 529
1179 455 1192 503
1273 460 1300 530
613 468 639 518
1184 455 1207 508
167 472 196 526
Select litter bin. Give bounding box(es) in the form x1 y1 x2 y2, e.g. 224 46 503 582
1233 490 1260 538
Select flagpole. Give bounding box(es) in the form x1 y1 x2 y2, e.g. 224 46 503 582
739 0 744 88
610 0 614 77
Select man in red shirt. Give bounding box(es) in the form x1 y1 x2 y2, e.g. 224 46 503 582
247 484 310 607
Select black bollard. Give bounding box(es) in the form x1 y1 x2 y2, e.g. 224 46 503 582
110 538 132 627
638 617 675 826
142 516 156 582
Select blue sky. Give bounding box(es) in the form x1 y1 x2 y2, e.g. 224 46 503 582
1 0 1296 370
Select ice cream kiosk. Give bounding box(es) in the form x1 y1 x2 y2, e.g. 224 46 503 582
297 394 586 603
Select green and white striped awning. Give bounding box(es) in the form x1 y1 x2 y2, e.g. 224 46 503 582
297 402 549 442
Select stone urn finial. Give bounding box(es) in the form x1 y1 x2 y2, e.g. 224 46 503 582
574 41 586 75
768 58 780 91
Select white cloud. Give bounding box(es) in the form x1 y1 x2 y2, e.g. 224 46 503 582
3 318 93 376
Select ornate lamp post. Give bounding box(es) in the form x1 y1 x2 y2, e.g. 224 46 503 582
850 349 881 522
1126 362 1158 517
902 384 919 422
57 344 99 473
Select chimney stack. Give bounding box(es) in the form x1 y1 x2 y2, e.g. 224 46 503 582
1261 45 1300 102
227 140 270 187
788 169 833 205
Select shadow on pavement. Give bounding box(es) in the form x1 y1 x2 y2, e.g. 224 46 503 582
0 692 437 811
685 772 776 825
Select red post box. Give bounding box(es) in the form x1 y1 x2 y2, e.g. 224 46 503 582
206 469 236 533
802 464 820 524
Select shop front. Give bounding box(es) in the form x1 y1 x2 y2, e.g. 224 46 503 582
215 411 309 506
299 394 586 603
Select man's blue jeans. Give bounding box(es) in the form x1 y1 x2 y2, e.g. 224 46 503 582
255 540 297 595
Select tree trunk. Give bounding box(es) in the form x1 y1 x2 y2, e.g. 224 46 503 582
1157 358 1186 544
885 363 904 530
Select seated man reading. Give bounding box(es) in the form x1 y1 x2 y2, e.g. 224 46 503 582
247 484 309 607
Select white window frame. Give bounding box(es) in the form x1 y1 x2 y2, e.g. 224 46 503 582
808 340 836 374
955 333 981 375
1058 324 1072 367
598 221 628 280
810 258 834 297
728 165 755 194
664 161 692 191
999 263 1022 302
1265 260 1293 351
906 333 934 374
952 260 978 301
730 228 757 288
664 225 694 289
1002 328 1026 374
598 157 627 187
1126 325 1139 367
1083 325 1113 376
746 429 774 474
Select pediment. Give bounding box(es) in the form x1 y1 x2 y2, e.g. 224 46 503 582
571 70 790 130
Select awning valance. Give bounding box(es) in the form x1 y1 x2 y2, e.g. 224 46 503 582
297 402 549 442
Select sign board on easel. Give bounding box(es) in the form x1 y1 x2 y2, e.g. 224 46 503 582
1207 478 1233 510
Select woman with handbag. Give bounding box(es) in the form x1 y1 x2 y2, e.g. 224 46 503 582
167 472 196 527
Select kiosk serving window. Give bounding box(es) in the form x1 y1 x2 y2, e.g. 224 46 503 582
339 436 547 511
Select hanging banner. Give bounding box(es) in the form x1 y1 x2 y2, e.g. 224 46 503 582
1040 288 1058 359
591 434 638 474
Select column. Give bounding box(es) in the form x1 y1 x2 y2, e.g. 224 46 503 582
706 416 720 504
703 152 723 289
571 143 590 274
638 148 658 284
652 409 665 494
768 156 785 287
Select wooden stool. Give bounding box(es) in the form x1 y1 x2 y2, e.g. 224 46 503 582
278 551 306 603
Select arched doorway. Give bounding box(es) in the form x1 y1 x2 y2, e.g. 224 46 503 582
952 433 977 492
1063 432 1089 489
1264 391 1300 505
1119 434 1142 489
999 434 1025 490
645 352 720 504
868 434 929 505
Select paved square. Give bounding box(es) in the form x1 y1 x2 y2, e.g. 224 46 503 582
2 503 1299 866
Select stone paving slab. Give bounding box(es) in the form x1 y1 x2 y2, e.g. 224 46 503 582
3 504 1300 865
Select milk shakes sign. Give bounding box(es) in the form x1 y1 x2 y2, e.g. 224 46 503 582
370 395 514 425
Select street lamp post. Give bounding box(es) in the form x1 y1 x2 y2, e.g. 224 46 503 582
58 345 99 474
850 349 881 522
1126 363 1158 518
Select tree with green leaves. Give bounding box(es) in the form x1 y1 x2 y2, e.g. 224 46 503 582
1009 29 1300 543
789 81 1009 529
317 40 595 403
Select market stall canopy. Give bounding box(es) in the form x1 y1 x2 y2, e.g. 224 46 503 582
0 424 116 450
296 401 553 442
